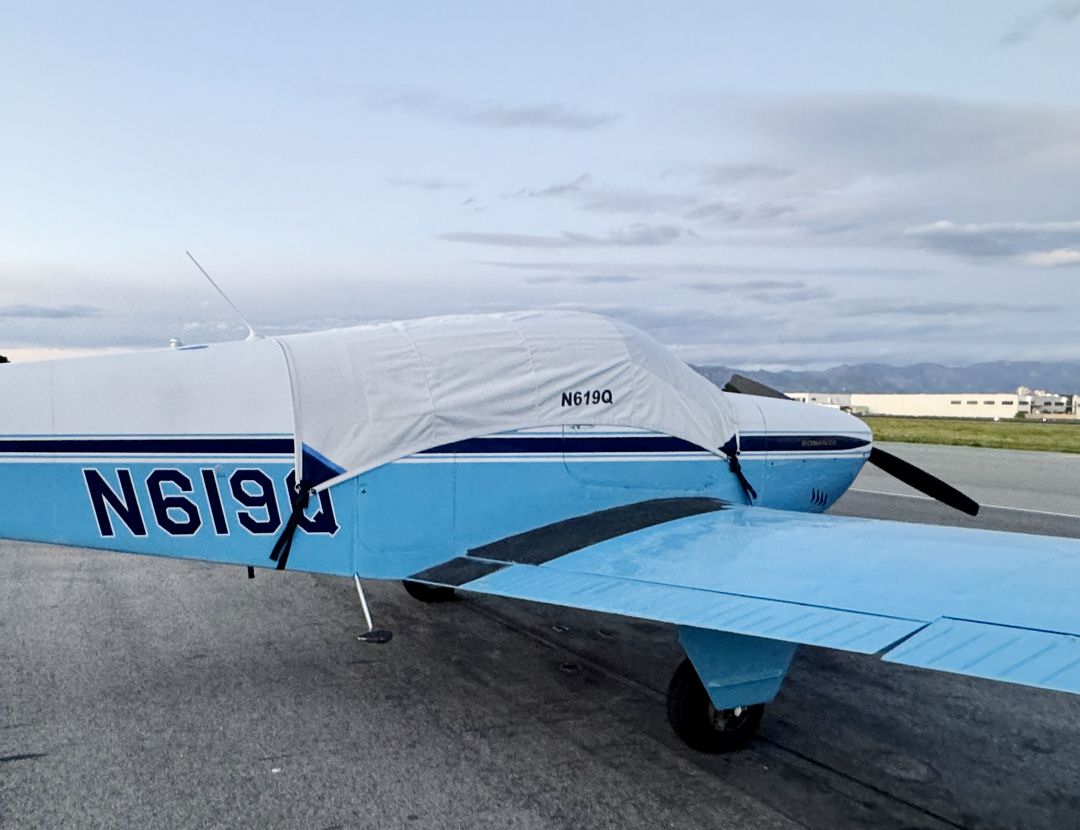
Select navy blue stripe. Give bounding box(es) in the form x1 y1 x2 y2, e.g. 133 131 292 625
743 435 870 453
0 433 869 458
420 436 704 455
0 438 294 455
422 434 868 455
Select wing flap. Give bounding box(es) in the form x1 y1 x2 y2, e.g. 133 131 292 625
420 559 925 654
883 618 1080 694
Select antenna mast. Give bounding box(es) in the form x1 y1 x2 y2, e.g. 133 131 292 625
185 251 261 340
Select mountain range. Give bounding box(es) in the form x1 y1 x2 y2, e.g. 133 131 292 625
692 362 1080 394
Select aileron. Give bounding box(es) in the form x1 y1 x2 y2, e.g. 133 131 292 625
884 619 1080 695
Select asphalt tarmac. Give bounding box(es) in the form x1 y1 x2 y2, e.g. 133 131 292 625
3 443 1080 829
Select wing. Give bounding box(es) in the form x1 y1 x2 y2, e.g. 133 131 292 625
410 498 1080 695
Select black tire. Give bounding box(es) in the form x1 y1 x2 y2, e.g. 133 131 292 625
402 580 457 603
666 657 764 753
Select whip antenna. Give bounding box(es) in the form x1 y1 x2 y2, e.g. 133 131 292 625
185 251 261 340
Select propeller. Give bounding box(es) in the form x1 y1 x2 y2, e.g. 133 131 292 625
724 374 980 516
723 374 791 400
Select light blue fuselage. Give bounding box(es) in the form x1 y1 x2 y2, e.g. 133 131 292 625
0 422 869 579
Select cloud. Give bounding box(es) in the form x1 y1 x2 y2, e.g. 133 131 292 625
510 96 1080 249
752 93 1080 176
386 176 467 190
510 174 698 216
745 286 831 303
522 273 641 285
470 103 618 130
685 201 744 222
682 279 830 303
665 94 1080 252
373 91 619 130
542 297 1072 369
551 302 772 344
0 303 100 319
581 189 698 215
999 1 1080 44
438 223 686 248
574 274 641 284
619 226 683 245
683 279 803 293
514 174 593 198
693 164 796 185
1021 248 1080 267
765 318 984 348
903 219 1080 263
750 204 798 221
564 224 684 246
833 298 1056 317
477 259 928 278
438 232 578 248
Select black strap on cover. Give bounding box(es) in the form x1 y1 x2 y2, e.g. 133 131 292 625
721 437 757 503
269 479 311 571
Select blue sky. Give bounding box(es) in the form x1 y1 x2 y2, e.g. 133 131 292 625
1 1 1078 367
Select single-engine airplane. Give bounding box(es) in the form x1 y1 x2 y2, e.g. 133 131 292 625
3 310 1080 753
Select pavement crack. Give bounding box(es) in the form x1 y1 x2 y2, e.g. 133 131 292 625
0 752 48 764
756 737 964 830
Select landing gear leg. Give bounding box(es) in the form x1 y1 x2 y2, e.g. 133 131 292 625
354 574 393 644
667 626 796 753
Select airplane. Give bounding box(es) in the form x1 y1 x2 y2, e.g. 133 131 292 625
3 309 1080 754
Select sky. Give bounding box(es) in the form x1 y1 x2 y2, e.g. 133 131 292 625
1 1 1078 368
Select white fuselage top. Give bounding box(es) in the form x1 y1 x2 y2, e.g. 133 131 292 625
0 311 738 490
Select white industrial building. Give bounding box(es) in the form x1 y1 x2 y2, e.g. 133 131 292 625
789 388 1079 419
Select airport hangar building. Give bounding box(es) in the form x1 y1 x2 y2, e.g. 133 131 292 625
789 388 1079 419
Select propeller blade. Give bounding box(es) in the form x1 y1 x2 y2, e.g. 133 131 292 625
868 447 980 516
723 374 792 400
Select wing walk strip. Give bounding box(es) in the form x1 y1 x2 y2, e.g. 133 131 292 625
467 497 728 566
410 497 727 585
411 497 1080 694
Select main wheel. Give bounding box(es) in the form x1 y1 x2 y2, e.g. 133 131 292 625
402 580 457 603
666 657 764 753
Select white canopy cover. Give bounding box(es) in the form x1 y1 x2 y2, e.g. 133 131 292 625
277 311 737 491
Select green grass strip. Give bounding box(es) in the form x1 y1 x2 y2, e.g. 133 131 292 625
863 416 1080 454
